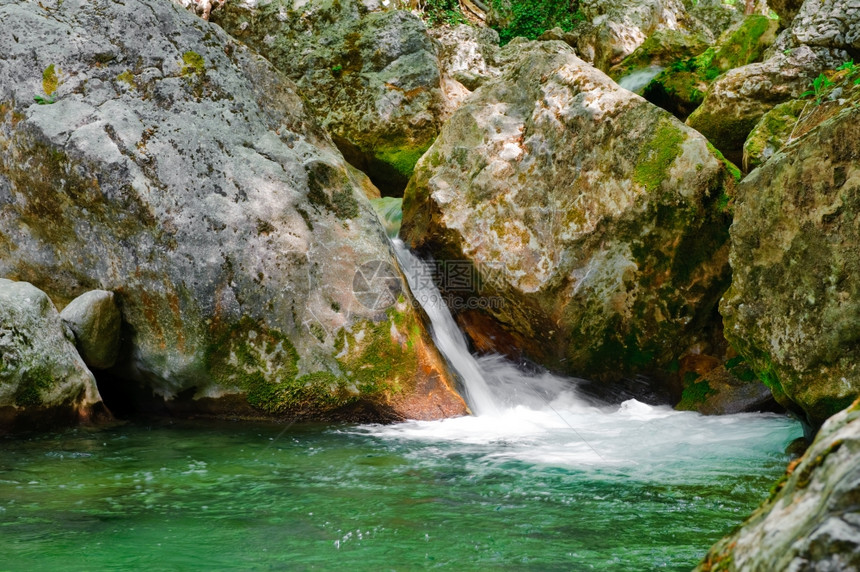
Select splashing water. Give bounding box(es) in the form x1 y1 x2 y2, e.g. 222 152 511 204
388 237 800 478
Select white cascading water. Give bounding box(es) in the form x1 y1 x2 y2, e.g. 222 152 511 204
364 221 800 478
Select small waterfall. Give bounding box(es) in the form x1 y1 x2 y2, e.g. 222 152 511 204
617 65 664 93
392 239 502 416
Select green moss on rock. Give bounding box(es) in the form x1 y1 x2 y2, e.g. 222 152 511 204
643 15 778 120
633 120 686 191
181 51 205 76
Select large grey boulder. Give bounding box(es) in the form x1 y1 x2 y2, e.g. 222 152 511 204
60 290 122 370
0 0 466 422
721 95 860 427
697 398 860 571
401 39 737 388
212 0 448 196
0 279 103 428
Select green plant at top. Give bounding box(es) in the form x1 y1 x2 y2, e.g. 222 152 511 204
800 73 834 105
492 0 585 45
421 0 466 27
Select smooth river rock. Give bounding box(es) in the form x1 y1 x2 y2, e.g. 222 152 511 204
697 398 860 571
60 290 122 370
0 0 466 423
401 39 738 388
0 279 103 430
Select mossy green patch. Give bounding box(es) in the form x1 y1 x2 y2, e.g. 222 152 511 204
643 16 778 120
12 364 55 408
181 51 206 76
706 142 742 182
374 145 430 180
116 70 137 89
633 120 686 191
42 64 59 96
677 373 715 410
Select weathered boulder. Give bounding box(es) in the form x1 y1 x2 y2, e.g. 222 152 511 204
212 0 447 196
430 25 502 92
684 0 747 40
697 398 860 571
721 98 860 427
686 45 838 165
0 279 104 429
642 15 780 121
788 0 860 53
0 0 466 422
60 290 122 370
401 40 737 387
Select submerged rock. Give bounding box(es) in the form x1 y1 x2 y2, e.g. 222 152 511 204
697 398 860 571
60 290 122 370
0 279 104 430
0 0 466 423
721 97 860 426
212 0 448 196
401 40 737 388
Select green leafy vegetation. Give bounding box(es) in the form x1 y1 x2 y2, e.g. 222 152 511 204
420 0 467 26
491 0 585 44
800 73 835 105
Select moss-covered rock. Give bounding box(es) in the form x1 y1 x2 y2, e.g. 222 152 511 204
697 398 860 571
721 96 860 427
212 0 447 196
742 99 806 171
401 40 736 391
0 279 104 431
0 0 465 423
642 15 779 120
609 29 710 91
675 356 776 414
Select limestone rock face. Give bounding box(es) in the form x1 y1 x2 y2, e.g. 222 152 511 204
788 0 860 52
401 40 736 386
0 279 103 428
212 0 447 196
741 99 807 171
60 290 122 370
430 25 502 92
721 101 860 426
0 0 466 422
697 399 860 571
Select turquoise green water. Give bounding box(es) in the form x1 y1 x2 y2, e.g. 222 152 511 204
0 405 799 571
